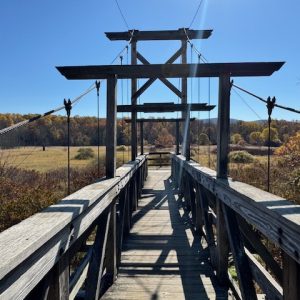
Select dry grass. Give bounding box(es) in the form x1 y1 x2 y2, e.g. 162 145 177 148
0 146 131 172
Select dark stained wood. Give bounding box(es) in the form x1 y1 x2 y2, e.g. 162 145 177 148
131 41 138 160
56 62 285 80
237 215 283 284
47 254 69 300
105 29 213 41
246 250 283 300
140 121 144 155
173 154 300 266
106 76 117 178
124 117 195 123
222 203 257 300
105 203 117 284
117 103 215 113
136 50 183 98
217 75 231 178
283 253 300 300
85 210 111 300
216 198 229 285
176 120 180 155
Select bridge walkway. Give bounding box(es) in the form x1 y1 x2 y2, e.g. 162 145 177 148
102 168 229 300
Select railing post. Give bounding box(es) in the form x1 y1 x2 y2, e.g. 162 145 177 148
85 210 110 300
216 198 229 285
217 75 231 178
131 39 138 161
106 75 117 179
46 254 70 300
105 202 117 284
283 253 300 299
216 74 231 285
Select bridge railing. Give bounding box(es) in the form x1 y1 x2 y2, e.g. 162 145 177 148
0 155 147 300
172 154 300 300
147 151 172 167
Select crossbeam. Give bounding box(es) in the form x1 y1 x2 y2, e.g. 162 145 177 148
117 103 215 113
105 29 213 41
124 118 196 123
57 62 284 80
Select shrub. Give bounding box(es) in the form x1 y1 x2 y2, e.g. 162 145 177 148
117 145 127 151
74 148 94 160
229 151 254 164
231 133 243 144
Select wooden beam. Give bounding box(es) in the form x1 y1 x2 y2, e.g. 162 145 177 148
124 118 196 123
217 75 231 179
105 29 213 41
85 210 110 300
131 41 138 161
57 62 285 80
117 103 215 113
135 51 182 98
106 76 117 178
140 121 144 155
176 121 180 155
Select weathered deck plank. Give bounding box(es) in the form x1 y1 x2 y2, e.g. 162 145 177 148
102 169 229 300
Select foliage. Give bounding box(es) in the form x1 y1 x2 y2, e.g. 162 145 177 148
249 131 263 145
74 148 94 160
275 131 300 166
229 151 255 163
260 127 281 146
198 133 209 145
117 145 127 151
231 133 243 144
155 128 174 148
0 164 104 232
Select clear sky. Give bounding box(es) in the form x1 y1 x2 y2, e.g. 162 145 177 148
0 0 299 121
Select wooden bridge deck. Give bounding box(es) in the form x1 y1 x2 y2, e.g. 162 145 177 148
102 169 229 300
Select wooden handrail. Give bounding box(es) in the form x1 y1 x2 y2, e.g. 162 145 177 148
0 155 147 300
172 154 300 299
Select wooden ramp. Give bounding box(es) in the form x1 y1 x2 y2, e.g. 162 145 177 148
102 169 229 300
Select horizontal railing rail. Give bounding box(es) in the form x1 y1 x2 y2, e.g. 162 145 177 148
172 154 300 300
0 155 148 300
146 151 172 167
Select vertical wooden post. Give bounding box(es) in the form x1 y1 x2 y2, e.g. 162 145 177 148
217 75 231 179
283 253 300 300
131 40 138 161
106 75 117 179
85 210 110 300
47 254 69 300
216 75 231 285
222 203 256 299
181 36 190 160
140 121 144 155
106 202 117 284
216 198 229 285
176 120 180 155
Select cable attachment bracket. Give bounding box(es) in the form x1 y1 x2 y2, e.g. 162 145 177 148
64 99 72 121
95 81 101 97
267 96 276 122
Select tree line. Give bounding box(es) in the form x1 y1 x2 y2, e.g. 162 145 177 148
0 113 299 148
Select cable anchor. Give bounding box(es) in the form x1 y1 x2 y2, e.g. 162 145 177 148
64 99 72 121
95 81 101 97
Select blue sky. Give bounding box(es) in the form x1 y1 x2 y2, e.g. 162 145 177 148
0 0 299 121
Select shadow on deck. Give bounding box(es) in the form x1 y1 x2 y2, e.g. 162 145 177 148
102 169 229 300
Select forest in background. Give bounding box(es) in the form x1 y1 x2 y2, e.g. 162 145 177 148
0 113 299 148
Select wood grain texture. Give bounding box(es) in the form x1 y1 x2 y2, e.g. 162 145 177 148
0 156 146 299
102 169 228 300
173 155 300 265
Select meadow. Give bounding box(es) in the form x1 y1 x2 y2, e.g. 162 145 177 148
0 144 299 233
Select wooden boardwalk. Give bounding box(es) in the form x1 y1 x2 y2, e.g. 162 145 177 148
102 169 229 300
